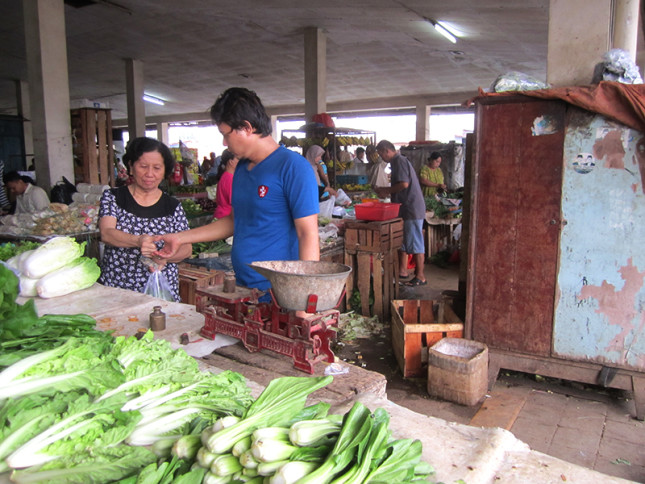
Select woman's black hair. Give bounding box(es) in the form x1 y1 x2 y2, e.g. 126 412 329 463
123 137 175 176
209 87 272 136
214 149 235 184
428 151 441 161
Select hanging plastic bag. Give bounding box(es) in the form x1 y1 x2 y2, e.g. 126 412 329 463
50 177 77 204
141 256 174 301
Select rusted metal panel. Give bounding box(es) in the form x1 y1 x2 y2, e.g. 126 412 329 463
553 108 645 371
469 98 564 355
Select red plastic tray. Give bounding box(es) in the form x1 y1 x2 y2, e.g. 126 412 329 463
355 202 401 221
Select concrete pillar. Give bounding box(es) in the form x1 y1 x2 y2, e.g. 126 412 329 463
125 58 146 139
415 104 430 141
156 122 169 145
304 27 326 126
23 0 74 189
547 0 611 86
16 80 34 166
613 0 640 60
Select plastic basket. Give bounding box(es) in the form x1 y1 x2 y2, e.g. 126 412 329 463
355 202 401 221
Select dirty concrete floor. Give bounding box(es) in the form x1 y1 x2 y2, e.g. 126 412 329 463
334 262 645 483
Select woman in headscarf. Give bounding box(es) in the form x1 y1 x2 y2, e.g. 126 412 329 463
305 145 336 200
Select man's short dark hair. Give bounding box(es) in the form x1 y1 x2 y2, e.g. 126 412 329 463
210 87 272 137
3 171 22 185
123 137 175 177
356 147 365 155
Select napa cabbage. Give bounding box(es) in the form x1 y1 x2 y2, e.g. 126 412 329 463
35 257 101 298
21 237 86 279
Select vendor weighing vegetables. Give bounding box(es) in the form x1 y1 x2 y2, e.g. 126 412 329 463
157 87 319 294
98 137 192 302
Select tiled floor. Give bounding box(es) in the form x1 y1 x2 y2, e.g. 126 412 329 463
381 262 645 483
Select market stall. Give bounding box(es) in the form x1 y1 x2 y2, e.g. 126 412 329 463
4 280 633 483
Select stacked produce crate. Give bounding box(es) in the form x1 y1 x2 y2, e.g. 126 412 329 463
343 218 403 321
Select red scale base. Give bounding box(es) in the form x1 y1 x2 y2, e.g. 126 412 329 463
195 283 341 374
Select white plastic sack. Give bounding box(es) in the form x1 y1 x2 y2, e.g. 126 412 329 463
335 188 351 206
319 197 336 218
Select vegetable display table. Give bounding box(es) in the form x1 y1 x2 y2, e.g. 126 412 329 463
11 284 633 484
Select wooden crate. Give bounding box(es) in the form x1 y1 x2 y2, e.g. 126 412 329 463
178 263 224 305
344 218 403 254
391 299 464 378
344 218 403 321
71 108 114 186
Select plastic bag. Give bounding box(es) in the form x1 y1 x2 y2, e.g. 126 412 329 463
334 188 351 206
592 48 643 84
491 71 550 92
141 256 174 301
50 177 77 205
319 197 336 218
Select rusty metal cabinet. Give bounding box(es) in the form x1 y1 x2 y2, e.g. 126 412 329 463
466 95 645 418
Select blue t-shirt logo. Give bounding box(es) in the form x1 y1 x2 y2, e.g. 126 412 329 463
258 185 269 198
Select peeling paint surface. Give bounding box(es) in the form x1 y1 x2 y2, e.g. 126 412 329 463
553 112 645 369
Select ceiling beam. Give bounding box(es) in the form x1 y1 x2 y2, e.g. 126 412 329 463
112 91 477 128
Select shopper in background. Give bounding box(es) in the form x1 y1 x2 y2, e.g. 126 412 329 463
366 144 389 188
374 140 427 286
2 171 49 215
201 155 214 175
213 149 239 219
156 87 319 293
352 147 367 164
305 144 336 200
98 137 192 302
419 151 446 197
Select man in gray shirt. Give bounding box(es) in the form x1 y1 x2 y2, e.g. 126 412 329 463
374 140 427 286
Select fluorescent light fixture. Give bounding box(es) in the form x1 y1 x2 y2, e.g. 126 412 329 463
143 94 165 106
426 18 457 43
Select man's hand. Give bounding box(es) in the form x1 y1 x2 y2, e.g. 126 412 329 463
374 187 389 198
154 233 181 259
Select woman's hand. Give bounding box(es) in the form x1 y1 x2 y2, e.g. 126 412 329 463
139 235 158 257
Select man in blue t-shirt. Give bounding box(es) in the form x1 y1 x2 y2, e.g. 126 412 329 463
157 87 320 291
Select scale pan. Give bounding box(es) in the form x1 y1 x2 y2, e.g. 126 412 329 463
248 260 352 311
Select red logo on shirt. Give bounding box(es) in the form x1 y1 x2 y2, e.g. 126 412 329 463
258 185 268 198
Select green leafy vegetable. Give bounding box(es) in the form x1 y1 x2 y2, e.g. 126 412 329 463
35 257 101 298
21 236 86 279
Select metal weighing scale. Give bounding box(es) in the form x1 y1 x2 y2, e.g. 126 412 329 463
195 260 352 374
